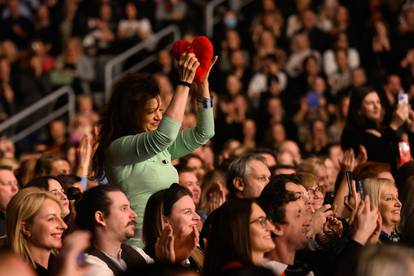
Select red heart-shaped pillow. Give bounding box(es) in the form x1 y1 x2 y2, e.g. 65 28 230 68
170 36 214 83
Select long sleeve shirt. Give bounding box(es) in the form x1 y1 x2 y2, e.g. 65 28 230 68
105 107 214 247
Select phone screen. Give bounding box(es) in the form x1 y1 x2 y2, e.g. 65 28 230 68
398 91 408 104
357 180 366 200
345 171 353 196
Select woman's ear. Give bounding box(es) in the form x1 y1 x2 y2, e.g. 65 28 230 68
21 222 32 238
95 211 106 227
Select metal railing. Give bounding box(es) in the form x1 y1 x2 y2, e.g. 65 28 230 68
0 86 75 143
104 25 181 102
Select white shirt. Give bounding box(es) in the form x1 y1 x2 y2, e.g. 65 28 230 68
263 258 288 276
85 245 154 276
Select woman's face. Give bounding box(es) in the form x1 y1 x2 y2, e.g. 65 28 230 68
140 97 163 132
307 184 324 210
249 203 275 260
379 185 402 227
48 179 70 217
25 199 67 250
360 92 382 122
166 195 200 239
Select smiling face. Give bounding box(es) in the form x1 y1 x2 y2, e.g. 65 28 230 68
249 202 275 261
307 184 324 210
25 199 67 250
278 199 309 251
140 96 163 132
360 92 382 122
379 185 402 228
179 171 201 205
165 195 200 240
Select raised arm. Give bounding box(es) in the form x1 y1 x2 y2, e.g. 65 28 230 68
107 54 200 166
169 56 218 160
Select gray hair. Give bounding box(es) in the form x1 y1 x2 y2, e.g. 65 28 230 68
226 153 266 198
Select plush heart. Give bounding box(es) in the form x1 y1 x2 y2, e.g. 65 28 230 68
170 36 214 83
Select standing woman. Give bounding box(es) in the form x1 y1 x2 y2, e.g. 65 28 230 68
92 53 216 245
341 86 409 167
363 178 402 244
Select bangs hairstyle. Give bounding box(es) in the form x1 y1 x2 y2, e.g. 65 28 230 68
6 187 63 268
92 73 160 179
163 183 192 216
142 189 166 259
362 178 396 208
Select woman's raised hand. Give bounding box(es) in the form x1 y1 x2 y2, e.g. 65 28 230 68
194 55 218 98
178 53 200 84
350 196 379 245
391 103 410 130
155 224 176 262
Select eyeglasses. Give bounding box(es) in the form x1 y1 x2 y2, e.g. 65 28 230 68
250 216 271 228
308 186 323 195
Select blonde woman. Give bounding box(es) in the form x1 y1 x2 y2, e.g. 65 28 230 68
400 179 414 246
6 187 67 274
363 178 402 243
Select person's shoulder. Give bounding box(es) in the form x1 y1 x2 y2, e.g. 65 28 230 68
84 254 114 276
130 245 155 264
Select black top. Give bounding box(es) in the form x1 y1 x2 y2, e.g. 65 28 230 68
0 212 6 237
35 263 49 276
341 124 399 166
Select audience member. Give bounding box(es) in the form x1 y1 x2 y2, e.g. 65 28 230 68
0 166 18 237
226 154 270 199
76 185 153 276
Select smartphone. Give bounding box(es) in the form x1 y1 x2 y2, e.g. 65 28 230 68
398 91 409 104
307 92 320 109
399 141 413 166
345 171 353 196
357 180 366 200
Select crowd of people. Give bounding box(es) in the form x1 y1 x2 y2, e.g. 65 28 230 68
1 0 414 275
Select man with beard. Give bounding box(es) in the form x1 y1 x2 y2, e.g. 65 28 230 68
76 185 153 276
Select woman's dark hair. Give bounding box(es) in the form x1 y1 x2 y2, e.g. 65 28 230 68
25 176 60 190
346 86 383 130
34 155 68 177
55 174 82 191
163 183 192 216
55 174 83 200
143 189 166 259
203 198 255 275
142 184 192 258
92 73 160 179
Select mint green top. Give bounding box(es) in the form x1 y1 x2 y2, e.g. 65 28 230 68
105 108 214 246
